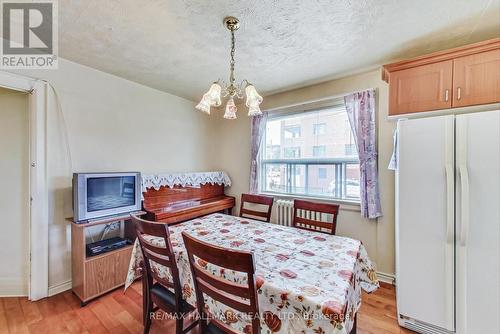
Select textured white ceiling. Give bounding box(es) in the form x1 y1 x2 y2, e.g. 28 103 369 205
59 0 500 101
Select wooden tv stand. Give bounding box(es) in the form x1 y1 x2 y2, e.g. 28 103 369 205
68 211 145 306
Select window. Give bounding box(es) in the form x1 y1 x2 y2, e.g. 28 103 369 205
260 103 360 201
313 123 326 135
312 145 326 157
318 168 327 179
265 145 281 159
344 125 357 156
284 147 300 158
284 125 301 138
344 144 356 156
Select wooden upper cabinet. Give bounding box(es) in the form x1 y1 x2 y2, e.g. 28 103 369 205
383 38 500 116
452 49 500 108
389 60 452 115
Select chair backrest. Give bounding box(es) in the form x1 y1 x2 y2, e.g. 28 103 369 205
239 193 274 222
131 214 182 296
292 199 340 235
182 232 260 334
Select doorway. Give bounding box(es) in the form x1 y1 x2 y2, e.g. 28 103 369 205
0 87 30 296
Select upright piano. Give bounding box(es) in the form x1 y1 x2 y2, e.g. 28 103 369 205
142 183 235 224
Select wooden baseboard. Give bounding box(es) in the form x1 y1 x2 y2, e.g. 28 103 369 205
48 280 72 297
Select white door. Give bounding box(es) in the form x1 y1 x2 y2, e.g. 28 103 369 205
0 88 30 296
456 110 500 334
396 115 455 331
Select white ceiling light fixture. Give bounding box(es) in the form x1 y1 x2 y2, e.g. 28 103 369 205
196 16 263 119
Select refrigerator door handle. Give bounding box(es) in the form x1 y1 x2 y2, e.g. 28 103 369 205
445 164 454 244
459 164 470 247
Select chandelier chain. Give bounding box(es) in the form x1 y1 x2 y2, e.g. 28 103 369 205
229 29 236 85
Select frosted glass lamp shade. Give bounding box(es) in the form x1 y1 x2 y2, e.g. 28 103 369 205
223 97 237 119
195 93 212 114
247 104 262 116
196 83 222 114
207 83 222 107
245 84 263 116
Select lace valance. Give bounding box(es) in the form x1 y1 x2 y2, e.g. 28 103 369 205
141 171 231 193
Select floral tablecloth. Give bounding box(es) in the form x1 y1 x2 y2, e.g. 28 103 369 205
125 214 378 334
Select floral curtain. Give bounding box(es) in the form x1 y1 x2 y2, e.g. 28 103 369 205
249 111 268 193
344 89 382 219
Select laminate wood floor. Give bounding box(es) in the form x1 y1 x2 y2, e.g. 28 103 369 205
0 282 415 334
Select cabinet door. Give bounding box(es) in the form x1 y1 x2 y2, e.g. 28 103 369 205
389 60 453 115
114 246 133 286
84 246 133 299
453 49 500 107
85 254 117 299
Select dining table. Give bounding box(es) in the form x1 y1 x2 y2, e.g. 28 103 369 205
125 213 379 334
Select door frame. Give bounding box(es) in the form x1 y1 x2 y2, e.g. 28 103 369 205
0 70 48 300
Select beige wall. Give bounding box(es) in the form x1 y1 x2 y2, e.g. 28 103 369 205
0 88 29 296
9 59 218 291
210 69 396 276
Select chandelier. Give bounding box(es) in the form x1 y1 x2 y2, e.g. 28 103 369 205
196 16 263 119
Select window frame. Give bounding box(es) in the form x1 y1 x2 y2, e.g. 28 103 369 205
258 103 361 204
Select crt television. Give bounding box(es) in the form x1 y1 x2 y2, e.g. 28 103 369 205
73 172 142 222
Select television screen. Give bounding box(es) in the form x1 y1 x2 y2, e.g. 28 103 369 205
86 176 136 212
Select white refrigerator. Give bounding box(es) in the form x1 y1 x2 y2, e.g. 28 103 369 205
395 110 500 334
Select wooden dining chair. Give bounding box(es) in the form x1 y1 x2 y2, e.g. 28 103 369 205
292 199 340 235
182 232 261 334
131 214 197 334
239 193 274 222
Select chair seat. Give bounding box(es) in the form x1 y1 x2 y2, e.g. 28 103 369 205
150 283 193 314
206 323 226 334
